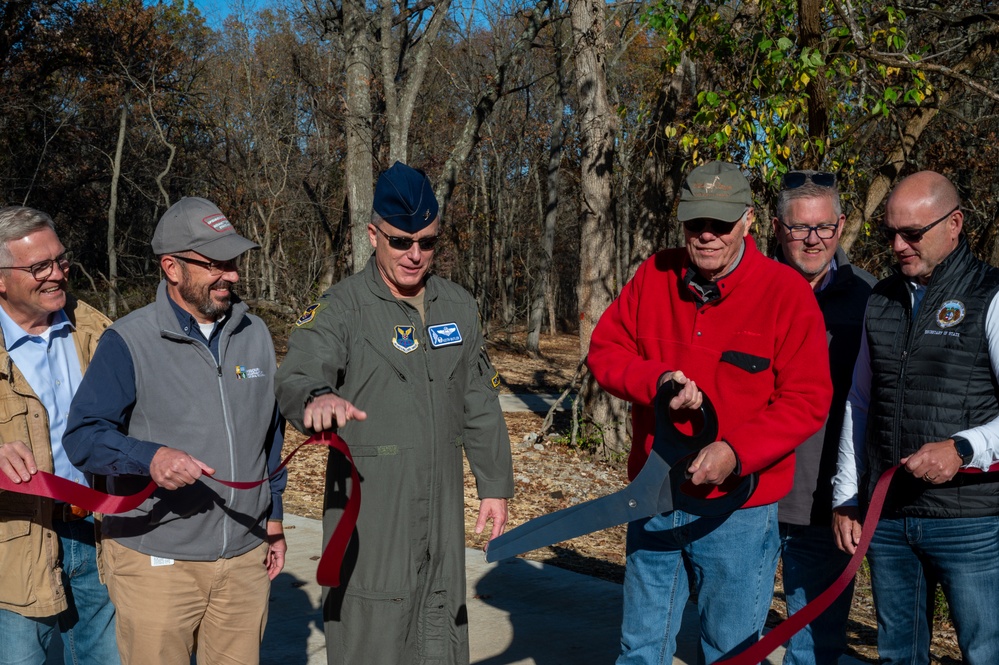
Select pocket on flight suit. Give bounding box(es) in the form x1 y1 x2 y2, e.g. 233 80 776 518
418 589 448 659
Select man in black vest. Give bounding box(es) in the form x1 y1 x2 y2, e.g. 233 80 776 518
832 171 999 665
772 171 875 665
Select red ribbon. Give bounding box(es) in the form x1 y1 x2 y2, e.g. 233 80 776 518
0 432 360 588
715 462 999 665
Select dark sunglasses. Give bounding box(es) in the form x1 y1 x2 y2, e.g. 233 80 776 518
170 254 239 276
374 225 440 251
881 205 959 244
683 218 739 236
783 171 836 190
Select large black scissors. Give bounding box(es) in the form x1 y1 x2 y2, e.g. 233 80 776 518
486 379 758 562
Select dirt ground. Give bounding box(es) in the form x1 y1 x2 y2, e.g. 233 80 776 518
278 331 963 664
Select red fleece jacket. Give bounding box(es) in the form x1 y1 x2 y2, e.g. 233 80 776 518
587 239 832 507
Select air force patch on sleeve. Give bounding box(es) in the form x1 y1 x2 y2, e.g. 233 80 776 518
428 322 462 348
295 302 324 328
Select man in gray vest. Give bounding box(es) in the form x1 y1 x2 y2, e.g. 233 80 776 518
771 171 875 665
833 171 999 664
63 197 287 665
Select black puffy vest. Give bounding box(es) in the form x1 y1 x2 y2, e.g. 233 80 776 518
864 238 999 517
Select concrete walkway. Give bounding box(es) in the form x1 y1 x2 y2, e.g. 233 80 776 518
263 513 867 665
498 392 571 414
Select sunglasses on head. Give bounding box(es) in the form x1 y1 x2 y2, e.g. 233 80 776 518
881 205 960 244
782 171 836 190
683 218 739 236
375 225 441 251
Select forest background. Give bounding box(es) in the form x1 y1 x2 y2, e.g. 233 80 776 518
2 0 998 452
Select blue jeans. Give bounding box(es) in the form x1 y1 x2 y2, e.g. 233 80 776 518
778 523 853 665
867 515 999 665
617 503 780 665
0 515 120 665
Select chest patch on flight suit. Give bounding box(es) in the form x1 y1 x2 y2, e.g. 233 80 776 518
393 325 419 353
428 322 462 348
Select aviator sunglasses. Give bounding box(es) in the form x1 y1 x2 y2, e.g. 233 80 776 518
374 225 441 251
683 218 739 236
782 171 836 190
881 205 960 244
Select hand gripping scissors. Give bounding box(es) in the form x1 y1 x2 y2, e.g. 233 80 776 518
486 379 758 562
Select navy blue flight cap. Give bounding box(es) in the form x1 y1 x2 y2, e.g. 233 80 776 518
372 162 440 233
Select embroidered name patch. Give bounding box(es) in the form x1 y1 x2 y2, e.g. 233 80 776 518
393 325 419 353
936 300 965 328
428 322 462 348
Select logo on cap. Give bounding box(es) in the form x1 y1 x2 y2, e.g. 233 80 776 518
203 214 233 233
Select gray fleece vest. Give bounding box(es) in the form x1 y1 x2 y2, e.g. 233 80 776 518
103 281 277 560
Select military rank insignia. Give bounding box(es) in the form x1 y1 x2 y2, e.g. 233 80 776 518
393 325 419 353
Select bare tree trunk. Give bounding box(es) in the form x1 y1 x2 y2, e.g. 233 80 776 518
798 0 828 169
380 0 452 163
107 100 128 318
344 0 374 273
435 0 553 219
528 39 569 356
571 0 628 454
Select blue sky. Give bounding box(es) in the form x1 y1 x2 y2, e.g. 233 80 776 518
188 0 273 29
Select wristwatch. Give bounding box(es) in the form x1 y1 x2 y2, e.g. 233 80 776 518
953 436 974 466
305 386 334 407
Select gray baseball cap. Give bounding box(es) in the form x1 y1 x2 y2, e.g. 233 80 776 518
676 162 753 222
151 197 259 261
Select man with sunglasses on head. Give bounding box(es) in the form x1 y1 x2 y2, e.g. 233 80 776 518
62 197 288 665
587 161 832 664
771 171 875 665
832 171 999 665
0 206 118 665
275 162 513 665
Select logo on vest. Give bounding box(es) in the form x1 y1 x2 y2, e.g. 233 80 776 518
235 365 265 379
936 300 966 329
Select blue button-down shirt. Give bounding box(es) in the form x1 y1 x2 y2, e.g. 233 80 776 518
0 305 87 485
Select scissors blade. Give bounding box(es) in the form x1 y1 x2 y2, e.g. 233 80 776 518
486 452 673 563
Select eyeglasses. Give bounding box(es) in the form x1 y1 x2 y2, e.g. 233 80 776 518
779 221 839 241
374 225 440 252
170 254 239 276
782 171 836 190
683 218 739 236
1 250 72 281
881 205 960 244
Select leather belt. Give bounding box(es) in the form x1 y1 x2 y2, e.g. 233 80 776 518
53 501 91 522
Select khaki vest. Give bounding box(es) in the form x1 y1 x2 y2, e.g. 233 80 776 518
0 298 110 617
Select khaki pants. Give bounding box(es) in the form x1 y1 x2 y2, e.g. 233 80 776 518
102 539 270 665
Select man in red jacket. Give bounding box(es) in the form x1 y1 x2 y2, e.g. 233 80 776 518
587 161 832 664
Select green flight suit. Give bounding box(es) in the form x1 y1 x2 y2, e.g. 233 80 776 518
275 256 514 665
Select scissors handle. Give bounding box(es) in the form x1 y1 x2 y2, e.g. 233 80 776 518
654 379 757 516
